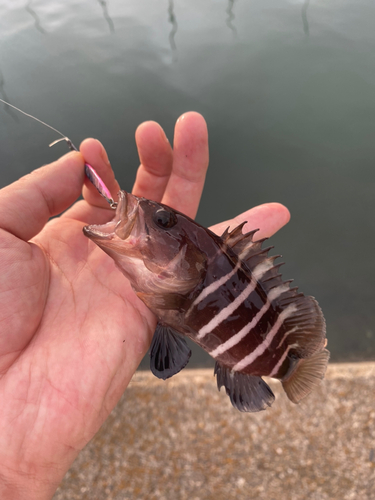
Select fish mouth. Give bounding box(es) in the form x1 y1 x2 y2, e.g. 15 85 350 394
83 191 139 241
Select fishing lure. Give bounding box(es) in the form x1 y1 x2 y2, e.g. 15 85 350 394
0 97 116 208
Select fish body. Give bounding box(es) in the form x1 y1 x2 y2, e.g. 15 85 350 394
83 191 329 412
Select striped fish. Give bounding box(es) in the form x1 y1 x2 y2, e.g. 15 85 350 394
84 191 329 412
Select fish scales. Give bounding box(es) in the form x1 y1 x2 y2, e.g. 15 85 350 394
84 191 329 412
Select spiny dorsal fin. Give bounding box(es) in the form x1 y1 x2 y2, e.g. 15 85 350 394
226 225 298 308
259 262 285 292
227 225 289 295
220 226 230 241
282 349 330 403
223 221 275 273
221 223 259 249
242 245 275 271
236 239 268 261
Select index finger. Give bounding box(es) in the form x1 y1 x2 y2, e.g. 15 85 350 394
132 121 174 201
161 112 209 219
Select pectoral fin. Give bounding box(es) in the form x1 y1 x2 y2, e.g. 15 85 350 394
150 323 192 380
214 362 275 412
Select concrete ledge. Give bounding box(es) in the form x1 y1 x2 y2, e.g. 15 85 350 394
54 363 375 499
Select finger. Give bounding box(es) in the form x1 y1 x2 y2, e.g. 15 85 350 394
161 112 209 219
80 138 121 208
132 121 174 201
0 151 84 241
209 203 291 240
63 200 116 225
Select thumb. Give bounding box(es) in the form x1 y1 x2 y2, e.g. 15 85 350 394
0 151 84 242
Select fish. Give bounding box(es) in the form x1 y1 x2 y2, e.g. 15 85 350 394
83 190 329 412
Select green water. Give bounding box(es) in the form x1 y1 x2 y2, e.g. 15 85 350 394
1 0 375 364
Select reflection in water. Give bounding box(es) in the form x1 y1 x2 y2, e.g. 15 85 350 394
226 0 237 39
97 0 115 34
0 68 18 121
301 0 310 36
168 0 178 62
25 0 46 35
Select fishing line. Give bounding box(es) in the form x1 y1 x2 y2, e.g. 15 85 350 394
0 97 117 208
0 97 68 141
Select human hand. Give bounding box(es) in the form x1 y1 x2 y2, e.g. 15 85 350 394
0 112 289 499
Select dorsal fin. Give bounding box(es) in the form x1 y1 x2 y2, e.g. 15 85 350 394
223 223 286 293
223 223 300 306
220 226 230 241
259 262 285 292
242 245 274 269
221 222 254 247
222 222 273 267
235 238 267 259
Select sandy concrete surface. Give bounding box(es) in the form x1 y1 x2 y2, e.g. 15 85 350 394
53 363 375 500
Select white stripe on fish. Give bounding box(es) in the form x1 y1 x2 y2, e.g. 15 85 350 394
232 303 298 371
190 261 241 309
269 345 292 377
209 283 292 358
196 275 258 340
191 255 274 311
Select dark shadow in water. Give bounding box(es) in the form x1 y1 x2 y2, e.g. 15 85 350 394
0 68 19 121
301 0 310 36
97 0 115 34
168 0 178 62
226 0 237 39
25 0 46 35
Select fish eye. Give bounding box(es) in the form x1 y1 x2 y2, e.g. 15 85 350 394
153 208 177 229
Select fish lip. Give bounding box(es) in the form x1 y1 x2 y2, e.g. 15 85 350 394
82 224 114 240
82 191 139 241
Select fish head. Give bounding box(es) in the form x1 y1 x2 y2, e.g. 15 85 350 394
83 191 208 297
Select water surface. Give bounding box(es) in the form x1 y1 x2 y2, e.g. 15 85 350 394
1 0 375 364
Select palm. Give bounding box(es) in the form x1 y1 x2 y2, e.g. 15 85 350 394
0 207 154 484
31 210 155 406
0 113 290 499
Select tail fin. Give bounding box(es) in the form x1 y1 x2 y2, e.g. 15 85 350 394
282 349 330 403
